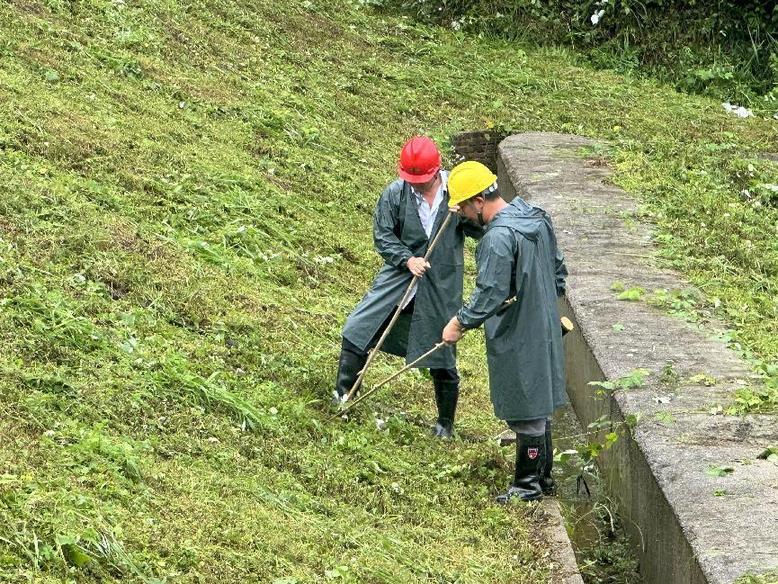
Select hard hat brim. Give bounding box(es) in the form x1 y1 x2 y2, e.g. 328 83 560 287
398 165 440 183
449 181 498 207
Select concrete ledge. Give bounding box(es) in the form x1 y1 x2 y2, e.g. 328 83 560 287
497 133 778 584
540 499 585 584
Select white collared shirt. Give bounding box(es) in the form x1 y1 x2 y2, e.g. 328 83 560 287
404 171 448 307
412 171 447 237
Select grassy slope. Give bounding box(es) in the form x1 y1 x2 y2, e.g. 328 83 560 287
0 0 775 581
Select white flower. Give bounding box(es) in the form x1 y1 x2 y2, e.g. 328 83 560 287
590 9 605 25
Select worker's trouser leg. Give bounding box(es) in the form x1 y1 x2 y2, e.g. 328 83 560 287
430 367 459 438
496 418 546 503
334 300 415 402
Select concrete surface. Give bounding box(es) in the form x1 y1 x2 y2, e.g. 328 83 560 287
540 499 586 584
497 133 778 584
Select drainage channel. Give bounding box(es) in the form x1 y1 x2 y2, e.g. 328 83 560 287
551 405 642 583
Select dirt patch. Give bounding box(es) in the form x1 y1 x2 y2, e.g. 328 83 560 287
102 276 130 300
6 0 47 17
0 218 19 238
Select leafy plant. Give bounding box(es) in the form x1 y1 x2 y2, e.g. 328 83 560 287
589 369 651 394
659 362 680 386
706 465 735 477
736 570 778 584
687 373 717 387
728 385 778 415
648 288 705 321
615 286 645 301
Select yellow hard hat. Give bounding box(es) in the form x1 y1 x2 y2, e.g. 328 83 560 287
447 161 498 207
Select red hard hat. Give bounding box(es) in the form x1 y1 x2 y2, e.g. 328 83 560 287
398 136 441 183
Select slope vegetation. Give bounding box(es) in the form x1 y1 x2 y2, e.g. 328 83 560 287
0 0 775 581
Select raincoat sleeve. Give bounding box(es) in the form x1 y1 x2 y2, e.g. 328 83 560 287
458 216 485 240
373 186 413 268
456 228 514 329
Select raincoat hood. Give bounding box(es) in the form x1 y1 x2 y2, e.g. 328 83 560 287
488 198 545 242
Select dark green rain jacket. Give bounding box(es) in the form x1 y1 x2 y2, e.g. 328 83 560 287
342 178 483 369
456 197 568 421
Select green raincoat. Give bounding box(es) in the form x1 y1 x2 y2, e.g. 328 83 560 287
456 197 568 421
343 178 483 369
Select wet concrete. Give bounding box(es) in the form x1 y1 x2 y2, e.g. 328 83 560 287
497 133 778 584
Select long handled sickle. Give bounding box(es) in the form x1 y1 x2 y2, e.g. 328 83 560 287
331 341 450 420
342 208 458 403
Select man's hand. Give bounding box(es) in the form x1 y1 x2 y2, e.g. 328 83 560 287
442 316 464 344
407 256 431 277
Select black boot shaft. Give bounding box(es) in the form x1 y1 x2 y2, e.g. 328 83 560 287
540 419 555 495
334 346 368 399
497 433 544 503
433 377 459 437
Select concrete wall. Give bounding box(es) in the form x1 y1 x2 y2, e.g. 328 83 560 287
557 300 708 584
452 131 504 171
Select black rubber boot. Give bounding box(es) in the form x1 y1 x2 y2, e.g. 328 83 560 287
540 419 555 495
496 434 545 504
432 378 459 438
332 347 367 406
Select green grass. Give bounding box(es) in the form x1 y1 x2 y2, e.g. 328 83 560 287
736 570 778 584
0 0 776 581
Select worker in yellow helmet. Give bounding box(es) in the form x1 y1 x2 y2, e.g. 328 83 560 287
442 160 568 503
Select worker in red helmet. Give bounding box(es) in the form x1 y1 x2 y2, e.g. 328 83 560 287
334 136 484 437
